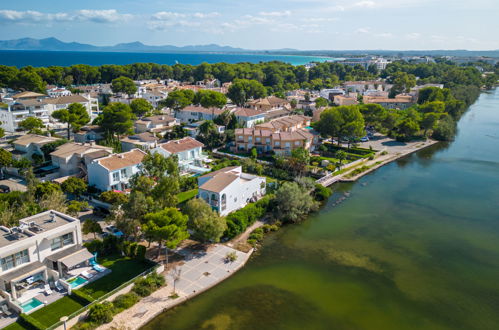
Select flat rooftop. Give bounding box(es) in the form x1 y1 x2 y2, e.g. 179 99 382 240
0 211 78 248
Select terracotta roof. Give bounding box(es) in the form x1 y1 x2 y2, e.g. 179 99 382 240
122 132 158 143
97 149 147 171
272 129 313 141
235 128 272 137
233 108 265 118
159 137 204 154
181 106 225 115
14 134 60 147
200 166 240 179
12 91 46 99
45 95 89 105
199 172 239 193
84 150 113 162
141 115 175 124
50 142 112 158
363 96 413 103
255 115 310 132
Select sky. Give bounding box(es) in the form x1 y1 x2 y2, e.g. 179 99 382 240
0 0 497 50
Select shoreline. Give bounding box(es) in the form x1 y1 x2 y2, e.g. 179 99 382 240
96 245 253 330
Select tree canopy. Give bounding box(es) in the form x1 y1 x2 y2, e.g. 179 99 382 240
111 76 137 95
184 198 227 243
99 102 136 137
52 103 90 139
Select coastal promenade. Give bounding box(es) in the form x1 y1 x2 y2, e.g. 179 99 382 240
318 137 439 186
97 245 252 330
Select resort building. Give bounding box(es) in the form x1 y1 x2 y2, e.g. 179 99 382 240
333 95 359 106
50 142 113 177
197 166 266 216
363 95 415 110
254 115 311 132
247 96 290 112
0 92 50 132
0 210 98 316
151 137 209 175
234 128 318 156
87 149 147 192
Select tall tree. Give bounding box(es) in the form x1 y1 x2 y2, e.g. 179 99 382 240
194 90 227 109
274 182 318 223
142 208 189 258
100 103 136 137
389 72 416 98
52 103 90 139
130 98 153 118
227 79 267 106
18 117 44 133
160 90 195 114
82 220 103 239
184 198 227 243
111 76 137 95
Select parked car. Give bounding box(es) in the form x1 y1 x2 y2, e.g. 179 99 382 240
360 136 369 142
0 185 10 193
105 225 124 238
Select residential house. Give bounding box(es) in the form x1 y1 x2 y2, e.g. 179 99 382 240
319 88 345 100
363 95 415 110
87 149 147 192
184 121 225 138
74 125 105 143
247 96 290 112
45 95 97 119
50 142 113 177
46 88 72 98
234 128 318 156
175 106 225 123
343 81 390 93
197 166 266 216
151 137 209 174
121 132 160 152
134 115 177 135
333 94 359 106
255 115 311 132
0 210 93 312
232 108 266 128
12 134 60 161
139 89 168 108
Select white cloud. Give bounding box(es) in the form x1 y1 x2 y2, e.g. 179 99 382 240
148 11 220 31
356 27 371 34
406 32 421 40
354 1 377 8
0 9 130 24
259 10 292 17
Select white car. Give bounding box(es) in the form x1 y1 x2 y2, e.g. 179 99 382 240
360 136 369 142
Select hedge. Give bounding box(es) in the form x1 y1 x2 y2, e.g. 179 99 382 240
71 290 94 305
18 313 45 330
225 195 274 239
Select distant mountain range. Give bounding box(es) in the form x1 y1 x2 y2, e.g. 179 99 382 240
0 37 254 53
0 38 498 58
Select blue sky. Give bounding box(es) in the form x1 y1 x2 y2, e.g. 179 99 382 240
0 0 497 50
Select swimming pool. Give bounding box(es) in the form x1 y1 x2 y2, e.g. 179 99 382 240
20 298 43 313
68 276 88 288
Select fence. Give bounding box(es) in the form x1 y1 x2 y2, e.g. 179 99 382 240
45 263 161 330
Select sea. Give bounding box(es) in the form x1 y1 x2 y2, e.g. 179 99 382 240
0 50 330 68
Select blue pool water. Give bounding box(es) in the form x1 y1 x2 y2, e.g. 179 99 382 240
68 276 88 288
20 298 43 313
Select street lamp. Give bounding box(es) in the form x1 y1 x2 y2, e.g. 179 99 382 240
60 316 68 330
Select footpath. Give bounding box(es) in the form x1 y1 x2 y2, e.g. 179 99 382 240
97 244 252 330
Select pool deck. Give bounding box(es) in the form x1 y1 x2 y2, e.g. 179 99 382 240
97 244 252 330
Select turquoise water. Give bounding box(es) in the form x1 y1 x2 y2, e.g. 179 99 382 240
68 276 88 288
20 298 43 313
0 50 329 68
143 89 499 330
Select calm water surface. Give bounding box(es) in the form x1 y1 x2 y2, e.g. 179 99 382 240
0 50 328 67
143 89 499 330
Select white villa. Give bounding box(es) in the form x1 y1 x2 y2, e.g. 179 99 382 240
197 166 266 216
151 137 209 175
0 211 102 317
87 149 147 192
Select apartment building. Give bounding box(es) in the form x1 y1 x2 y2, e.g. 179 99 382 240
254 115 311 132
134 115 177 134
0 211 92 311
175 106 225 123
151 137 209 174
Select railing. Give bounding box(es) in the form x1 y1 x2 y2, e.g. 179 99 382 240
45 263 159 330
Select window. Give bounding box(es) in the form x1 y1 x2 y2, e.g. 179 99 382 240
256 137 261 142
248 136 253 142
112 172 120 182
1 250 29 272
285 142 291 147
295 141 300 146
221 194 227 211
275 141 280 146
266 138 270 144
238 136 243 140
120 169 127 178
51 232 74 251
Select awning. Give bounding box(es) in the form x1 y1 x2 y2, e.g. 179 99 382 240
0 261 46 283
60 249 93 269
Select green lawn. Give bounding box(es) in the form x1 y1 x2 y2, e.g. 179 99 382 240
5 256 154 329
177 189 198 204
29 296 86 328
3 321 28 330
76 256 153 299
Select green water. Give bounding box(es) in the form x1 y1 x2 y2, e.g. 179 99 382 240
143 89 499 330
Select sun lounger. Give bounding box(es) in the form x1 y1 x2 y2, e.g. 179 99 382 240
54 281 64 292
92 264 106 273
1 305 12 316
44 284 52 295
81 271 94 279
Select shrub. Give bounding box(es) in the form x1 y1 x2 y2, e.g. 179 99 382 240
135 245 147 260
99 191 128 206
249 227 264 242
18 313 45 330
132 272 165 297
314 184 332 201
86 302 114 325
113 292 139 311
70 322 96 330
84 239 103 255
72 290 95 305
225 251 238 262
